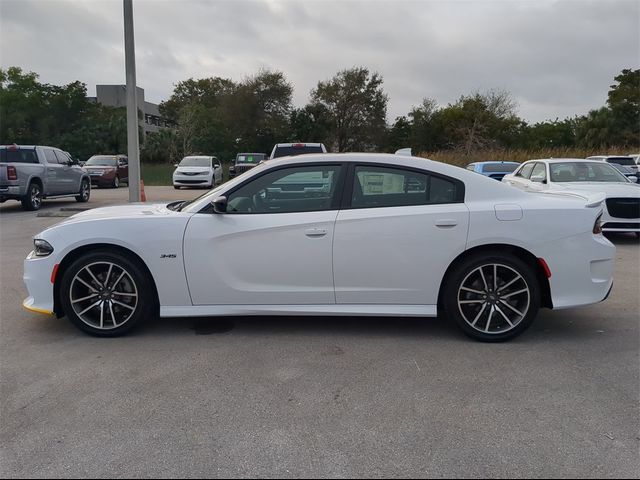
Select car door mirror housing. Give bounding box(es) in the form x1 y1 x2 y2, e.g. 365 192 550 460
212 196 227 214
531 174 546 183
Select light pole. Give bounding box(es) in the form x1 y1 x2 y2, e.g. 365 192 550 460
123 0 141 202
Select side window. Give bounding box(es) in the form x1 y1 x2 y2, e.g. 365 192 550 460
226 165 342 214
351 166 460 208
530 162 547 182
54 150 71 164
516 163 535 179
44 149 58 165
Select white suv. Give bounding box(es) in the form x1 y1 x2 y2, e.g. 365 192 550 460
269 143 327 159
173 156 222 189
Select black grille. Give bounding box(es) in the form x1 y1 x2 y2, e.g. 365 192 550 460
234 164 256 174
606 198 640 219
602 222 640 230
176 179 207 184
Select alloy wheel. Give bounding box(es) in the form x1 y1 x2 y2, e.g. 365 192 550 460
457 263 531 335
69 261 138 330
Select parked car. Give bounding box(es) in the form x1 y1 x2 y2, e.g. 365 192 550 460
173 156 222 189
269 143 327 159
23 153 614 342
83 155 129 188
503 159 640 234
586 155 639 173
0 144 90 211
229 152 265 179
466 161 520 181
627 153 640 165
609 163 640 183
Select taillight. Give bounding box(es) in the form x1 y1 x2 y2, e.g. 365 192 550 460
593 214 603 235
292 143 305 148
7 165 17 180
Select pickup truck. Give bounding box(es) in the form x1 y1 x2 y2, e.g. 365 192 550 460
0 145 91 211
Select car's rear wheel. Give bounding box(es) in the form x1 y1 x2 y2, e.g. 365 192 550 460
443 253 540 342
21 182 42 211
60 250 155 336
75 179 90 202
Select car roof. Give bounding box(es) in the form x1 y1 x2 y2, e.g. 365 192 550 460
524 158 607 164
275 143 324 147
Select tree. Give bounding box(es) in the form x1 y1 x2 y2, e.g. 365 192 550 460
606 68 640 145
289 104 332 144
310 67 388 152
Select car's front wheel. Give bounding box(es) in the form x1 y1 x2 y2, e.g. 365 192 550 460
442 253 540 342
60 250 156 336
112 176 120 188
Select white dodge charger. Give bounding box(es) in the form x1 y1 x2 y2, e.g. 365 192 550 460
23 153 615 341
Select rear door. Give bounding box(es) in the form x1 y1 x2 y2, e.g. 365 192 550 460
333 164 469 305
42 148 64 194
118 156 129 182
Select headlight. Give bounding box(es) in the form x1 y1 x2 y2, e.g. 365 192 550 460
34 239 54 257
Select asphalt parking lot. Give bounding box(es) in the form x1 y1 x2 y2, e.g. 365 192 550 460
0 187 638 478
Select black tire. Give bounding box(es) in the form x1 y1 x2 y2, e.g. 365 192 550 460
75 179 90 203
442 253 540 342
21 182 42 211
174 185 181 190
113 176 120 188
59 250 156 337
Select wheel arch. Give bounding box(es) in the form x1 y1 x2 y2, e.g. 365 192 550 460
437 243 553 311
53 243 160 317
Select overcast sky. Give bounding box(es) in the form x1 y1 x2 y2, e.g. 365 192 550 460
1 0 638 123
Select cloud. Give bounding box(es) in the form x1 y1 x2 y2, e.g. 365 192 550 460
1 0 638 122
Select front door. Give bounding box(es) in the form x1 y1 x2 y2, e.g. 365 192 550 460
183 164 345 305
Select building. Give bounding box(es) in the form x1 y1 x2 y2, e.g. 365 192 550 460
88 85 169 136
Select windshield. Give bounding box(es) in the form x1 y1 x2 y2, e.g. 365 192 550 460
481 163 519 173
179 157 211 167
236 153 265 164
86 155 117 166
179 162 269 212
605 157 635 166
549 162 629 183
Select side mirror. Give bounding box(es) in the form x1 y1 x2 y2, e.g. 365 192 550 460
212 196 227 214
531 174 546 184
214 164 221 169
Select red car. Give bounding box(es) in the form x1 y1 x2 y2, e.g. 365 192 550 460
83 155 129 188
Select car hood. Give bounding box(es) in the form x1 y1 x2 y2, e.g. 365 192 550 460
550 182 640 197
54 203 184 226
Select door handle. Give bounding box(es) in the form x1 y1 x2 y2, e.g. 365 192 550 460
305 228 328 237
48 168 56 172
435 219 458 228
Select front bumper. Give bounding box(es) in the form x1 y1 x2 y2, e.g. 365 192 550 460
173 173 213 187
23 251 56 316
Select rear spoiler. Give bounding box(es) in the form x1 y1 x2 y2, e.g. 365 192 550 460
535 190 606 208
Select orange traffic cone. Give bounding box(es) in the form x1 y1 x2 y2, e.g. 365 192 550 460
140 179 146 202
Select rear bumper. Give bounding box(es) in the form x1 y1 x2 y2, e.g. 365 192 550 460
0 185 23 200
537 232 615 310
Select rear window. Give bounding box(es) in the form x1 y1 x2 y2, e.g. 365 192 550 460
0 148 38 164
606 157 635 166
272 145 324 159
481 163 519 173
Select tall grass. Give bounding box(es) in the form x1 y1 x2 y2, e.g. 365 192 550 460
417 146 636 167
